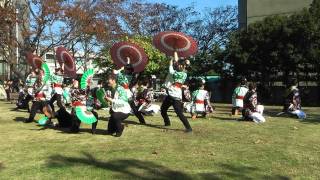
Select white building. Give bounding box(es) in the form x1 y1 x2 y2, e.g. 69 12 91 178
42 49 105 75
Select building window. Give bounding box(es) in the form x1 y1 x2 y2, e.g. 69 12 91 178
45 54 55 63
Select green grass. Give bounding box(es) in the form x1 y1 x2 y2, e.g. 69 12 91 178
0 101 320 179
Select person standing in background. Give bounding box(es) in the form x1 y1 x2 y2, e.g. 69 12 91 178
4 80 12 102
231 77 248 116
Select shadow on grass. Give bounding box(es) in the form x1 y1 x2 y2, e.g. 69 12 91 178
47 152 192 180
31 124 108 135
30 125 70 133
124 120 183 132
264 110 282 117
46 152 290 179
198 163 290 180
13 117 26 122
210 115 239 121
299 113 320 124
267 110 320 124
9 107 28 112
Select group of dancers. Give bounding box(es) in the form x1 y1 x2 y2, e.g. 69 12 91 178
231 77 307 122
14 55 308 137
15 50 217 136
13 29 307 137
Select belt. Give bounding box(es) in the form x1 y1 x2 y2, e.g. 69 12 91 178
139 99 146 104
54 84 62 88
72 101 84 107
36 93 45 98
236 96 244 100
195 100 205 104
122 84 129 89
174 82 182 88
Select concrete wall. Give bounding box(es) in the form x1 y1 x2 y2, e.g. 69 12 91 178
239 0 313 28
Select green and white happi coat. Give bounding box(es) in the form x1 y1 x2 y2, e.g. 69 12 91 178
232 85 248 108
111 85 131 114
40 73 53 101
166 65 187 100
51 74 64 95
26 74 37 86
116 70 132 85
42 82 53 101
192 89 209 113
184 89 209 113
25 74 37 95
115 70 133 100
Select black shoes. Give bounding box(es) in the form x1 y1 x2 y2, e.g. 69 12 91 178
115 125 124 137
185 128 193 133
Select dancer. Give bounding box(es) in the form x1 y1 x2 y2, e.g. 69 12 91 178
68 80 99 134
135 78 160 115
161 57 192 132
49 67 64 112
231 77 248 116
22 70 38 112
4 80 12 102
185 78 213 119
242 83 265 123
24 71 53 123
282 79 306 119
113 63 146 124
105 74 131 137
54 80 77 129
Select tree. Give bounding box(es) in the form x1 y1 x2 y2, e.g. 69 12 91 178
188 6 238 76
309 0 320 84
120 2 199 36
126 36 168 78
222 0 320 103
96 35 169 79
0 0 28 80
0 0 16 64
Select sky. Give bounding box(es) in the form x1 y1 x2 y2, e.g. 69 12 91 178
144 0 238 12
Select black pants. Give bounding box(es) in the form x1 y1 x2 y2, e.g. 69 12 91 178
161 96 192 130
27 101 47 122
16 92 28 109
12 85 19 93
25 94 34 112
49 93 63 112
55 108 73 128
129 100 145 124
107 111 129 134
70 109 99 133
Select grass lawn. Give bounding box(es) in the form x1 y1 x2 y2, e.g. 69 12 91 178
0 101 320 179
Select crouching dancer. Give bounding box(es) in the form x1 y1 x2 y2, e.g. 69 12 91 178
105 75 131 137
282 79 306 119
68 80 99 134
24 72 53 123
242 83 265 123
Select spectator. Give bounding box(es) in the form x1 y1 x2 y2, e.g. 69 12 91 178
4 80 12 101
